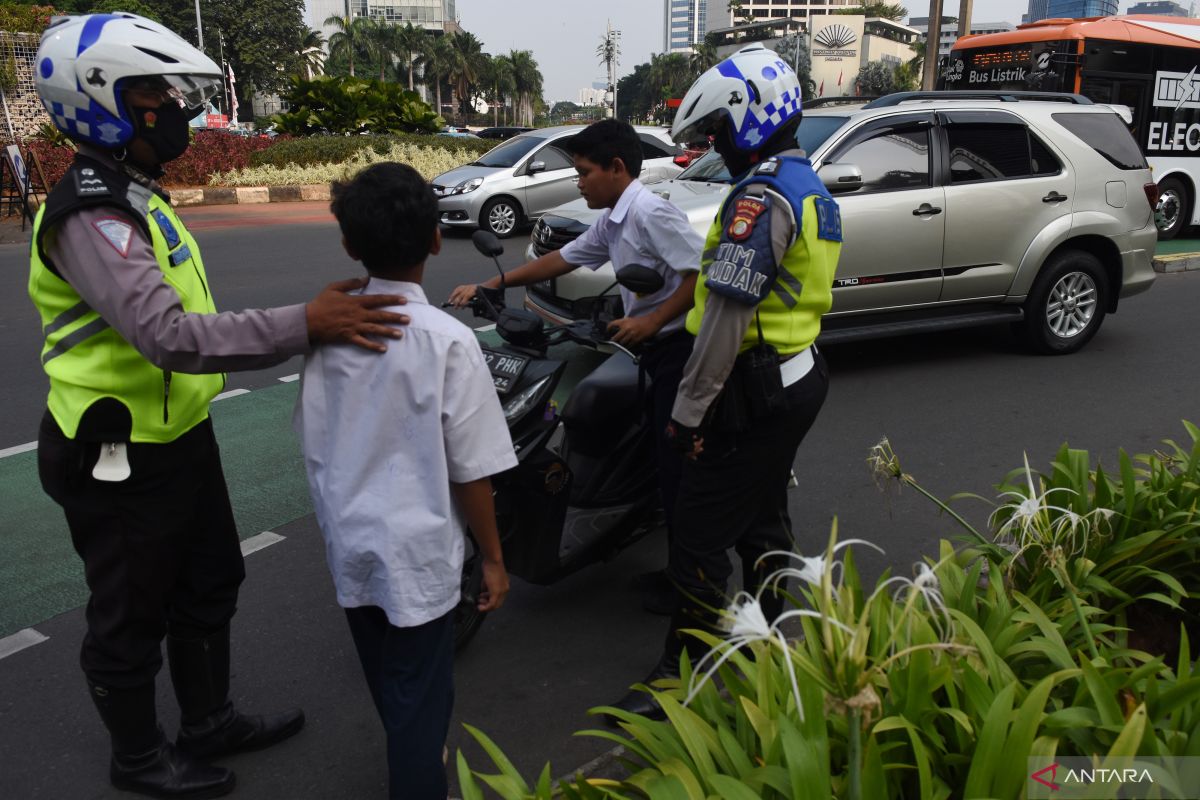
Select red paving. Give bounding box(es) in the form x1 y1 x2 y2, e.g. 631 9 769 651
175 200 334 230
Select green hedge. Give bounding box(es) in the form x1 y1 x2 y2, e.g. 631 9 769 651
248 133 495 169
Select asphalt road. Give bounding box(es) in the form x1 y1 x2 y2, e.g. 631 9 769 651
2 202 1199 798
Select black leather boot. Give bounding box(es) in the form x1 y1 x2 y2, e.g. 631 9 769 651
607 591 722 724
167 625 305 760
89 680 235 798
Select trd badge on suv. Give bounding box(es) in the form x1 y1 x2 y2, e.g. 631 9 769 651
524 92 1158 355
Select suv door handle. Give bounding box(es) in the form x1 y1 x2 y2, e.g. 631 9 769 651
1042 191 1068 203
912 203 942 216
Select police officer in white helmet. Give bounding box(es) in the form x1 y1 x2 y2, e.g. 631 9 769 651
29 13 409 797
609 44 842 720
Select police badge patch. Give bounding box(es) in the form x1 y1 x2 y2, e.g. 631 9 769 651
92 217 133 258
727 197 767 242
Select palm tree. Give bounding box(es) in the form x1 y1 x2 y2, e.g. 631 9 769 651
689 39 718 77
299 28 325 79
481 54 515 126
508 49 542 127
393 23 428 91
417 34 455 120
324 14 374 78
447 31 485 124
365 19 395 82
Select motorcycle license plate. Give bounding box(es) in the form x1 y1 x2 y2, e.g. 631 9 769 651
481 347 528 394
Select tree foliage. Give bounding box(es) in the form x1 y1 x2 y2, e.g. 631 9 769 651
856 60 897 96
270 75 441 136
834 3 909 20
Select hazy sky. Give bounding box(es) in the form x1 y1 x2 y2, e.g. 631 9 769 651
456 0 1143 103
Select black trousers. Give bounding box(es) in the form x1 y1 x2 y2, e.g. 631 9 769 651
640 330 694 534
344 606 455 800
37 412 245 689
668 350 829 609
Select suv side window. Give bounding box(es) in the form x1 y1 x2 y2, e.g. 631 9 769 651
828 123 932 193
1052 111 1148 170
532 144 573 172
638 134 676 159
946 122 1062 183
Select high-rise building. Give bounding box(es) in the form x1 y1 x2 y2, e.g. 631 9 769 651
1024 0 1050 24
1127 0 1191 16
908 18 1016 56
1029 0 1119 23
665 0 708 53
307 0 456 40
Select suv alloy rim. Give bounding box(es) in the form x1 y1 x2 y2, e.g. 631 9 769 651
489 202 516 235
1046 271 1098 338
1157 188 1182 232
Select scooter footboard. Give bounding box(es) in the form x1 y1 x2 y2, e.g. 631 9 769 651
496 449 571 585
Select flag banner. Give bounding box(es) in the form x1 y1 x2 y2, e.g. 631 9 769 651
227 63 239 126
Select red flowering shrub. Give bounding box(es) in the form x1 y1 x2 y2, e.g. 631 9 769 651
24 139 75 188
162 131 277 187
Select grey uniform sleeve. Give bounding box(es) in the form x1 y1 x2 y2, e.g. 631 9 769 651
45 206 311 374
671 190 796 428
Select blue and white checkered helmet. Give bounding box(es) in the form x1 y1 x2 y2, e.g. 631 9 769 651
35 13 222 149
671 44 802 152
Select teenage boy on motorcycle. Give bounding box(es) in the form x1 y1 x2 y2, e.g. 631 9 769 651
448 119 703 613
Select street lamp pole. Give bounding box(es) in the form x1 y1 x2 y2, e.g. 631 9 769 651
194 0 203 49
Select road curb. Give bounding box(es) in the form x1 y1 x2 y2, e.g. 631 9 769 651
1152 252 1200 273
170 184 331 207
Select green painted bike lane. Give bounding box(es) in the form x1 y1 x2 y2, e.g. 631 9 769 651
0 332 607 639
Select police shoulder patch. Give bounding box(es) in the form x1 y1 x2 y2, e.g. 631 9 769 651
92 217 133 258
726 196 767 242
813 196 842 243
74 166 111 199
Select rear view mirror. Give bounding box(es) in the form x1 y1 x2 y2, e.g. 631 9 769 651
472 230 503 257
527 160 546 175
818 163 864 194
615 264 665 295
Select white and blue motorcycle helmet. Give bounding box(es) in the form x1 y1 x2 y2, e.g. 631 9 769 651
670 43 803 151
34 13 222 149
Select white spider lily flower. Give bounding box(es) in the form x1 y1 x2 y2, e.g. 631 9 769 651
872 563 954 638
683 592 853 716
756 539 886 595
989 454 1077 542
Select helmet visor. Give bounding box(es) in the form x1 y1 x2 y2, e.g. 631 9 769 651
671 108 725 144
164 74 222 113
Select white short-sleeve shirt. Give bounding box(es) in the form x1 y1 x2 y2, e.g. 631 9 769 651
294 280 518 628
559 180 703 337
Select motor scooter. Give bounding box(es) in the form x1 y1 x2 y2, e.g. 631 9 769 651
451 230 667 650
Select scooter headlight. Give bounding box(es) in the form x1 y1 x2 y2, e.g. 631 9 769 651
502 375 553 423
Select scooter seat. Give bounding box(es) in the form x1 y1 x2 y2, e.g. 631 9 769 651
561 352 645 430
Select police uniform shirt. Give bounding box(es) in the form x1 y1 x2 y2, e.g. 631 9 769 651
559 179 703 336
43 146 310 374
294 280 518 628
671 179 799 428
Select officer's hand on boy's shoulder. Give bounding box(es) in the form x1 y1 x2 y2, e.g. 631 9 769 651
477 558 509 612
306 277 410 353
607 315 659 346
665 419 704 459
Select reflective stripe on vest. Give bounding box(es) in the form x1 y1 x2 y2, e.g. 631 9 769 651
28 182 223 443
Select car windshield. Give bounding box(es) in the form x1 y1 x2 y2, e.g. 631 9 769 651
471 135 542 168
675 115 850 183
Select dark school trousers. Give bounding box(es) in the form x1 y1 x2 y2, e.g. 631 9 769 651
344 606 455 800
668 349 830 610
36 412 245 689
640 329 695 534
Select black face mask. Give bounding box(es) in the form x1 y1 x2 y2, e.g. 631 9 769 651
131 101 190 165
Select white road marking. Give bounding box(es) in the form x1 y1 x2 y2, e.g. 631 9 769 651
240 531 286 556
0 441 37 460
0 629 49 661
474 324 496 332
213 388 250 401
278 374 300 383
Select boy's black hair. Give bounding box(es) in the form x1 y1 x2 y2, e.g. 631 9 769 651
330 162 438 274
563 119 643 176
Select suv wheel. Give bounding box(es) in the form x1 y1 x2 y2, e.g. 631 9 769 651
481 197 522 238
1155 177 1190 240
1017 250 1109 355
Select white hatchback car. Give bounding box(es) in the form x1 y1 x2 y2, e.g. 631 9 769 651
432 125 686 238
523 92 1159 355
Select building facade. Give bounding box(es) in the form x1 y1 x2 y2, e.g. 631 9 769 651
908 18 1017 56
1043 0 1119 21
1127 0 1192 16
307 0 456 40
665 0 708 53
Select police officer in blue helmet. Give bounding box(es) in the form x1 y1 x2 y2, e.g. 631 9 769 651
30 13 410 797
609 44 842 719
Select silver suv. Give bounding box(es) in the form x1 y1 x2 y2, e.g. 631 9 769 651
432 125 685 239
523 92 1159 355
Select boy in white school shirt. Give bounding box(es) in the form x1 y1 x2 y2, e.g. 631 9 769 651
294 162 516 800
